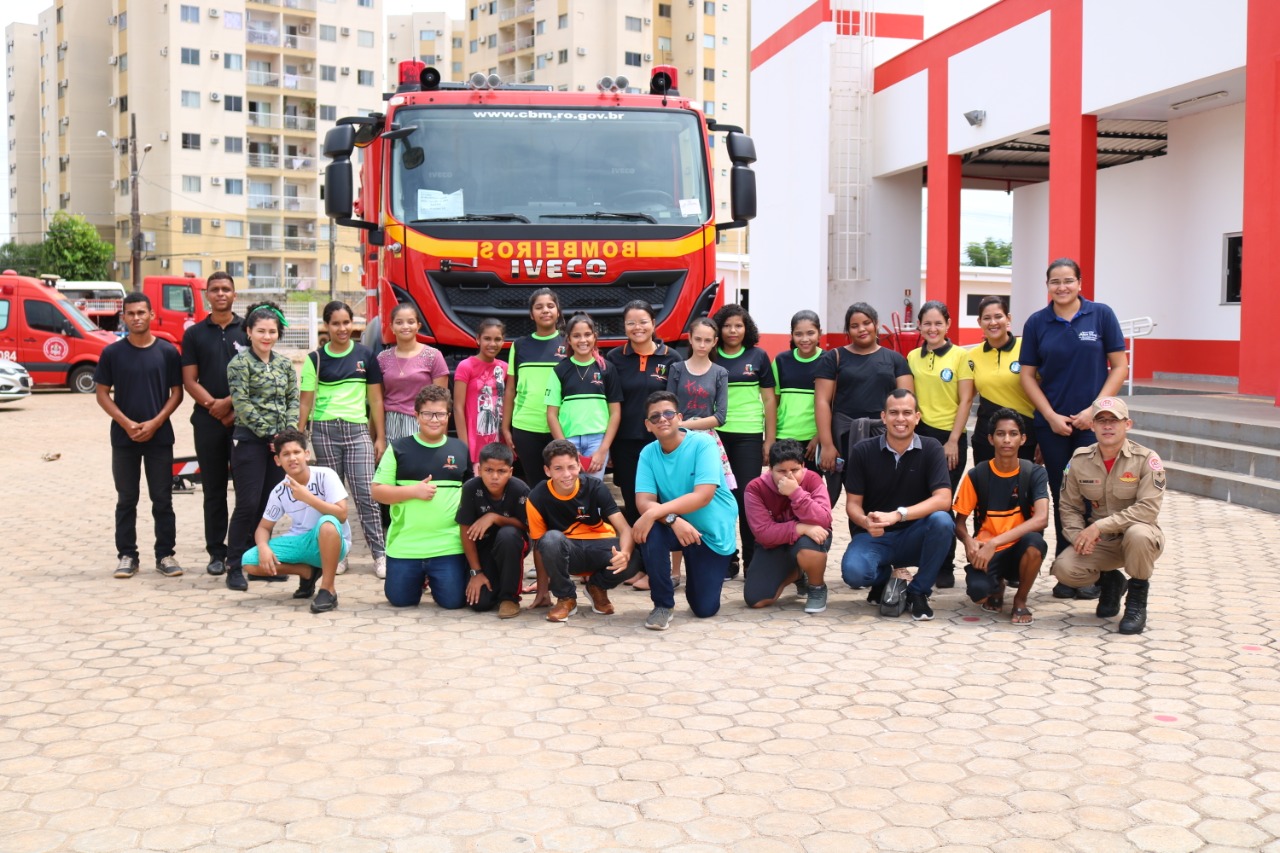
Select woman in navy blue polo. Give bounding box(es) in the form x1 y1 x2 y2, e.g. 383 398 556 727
1018 258 1128 577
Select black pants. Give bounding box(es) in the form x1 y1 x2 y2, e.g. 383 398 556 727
610 436 653 525
915 422 967 575
965 532 1047 601
227 435 285 571
1035 425 1097 555
536 532 638 599
192 414 235 560
970 401 1039 465
718 431 763 568
112 442 176 561
471 526 527 611
511 427 553 488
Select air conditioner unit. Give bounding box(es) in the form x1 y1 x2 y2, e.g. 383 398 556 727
643 53 652 61
436 30 444 36
340 66 350 75
210 92 221 101
302 62 313 72
212 260 221 269
299 23 311 35
159 131 169 141
208 8 220 17
210 177 222 185
161 259 170 269
58 41 67 50
107 96 117 106
210 136 220 144
160 47 168 57
340 27 351 36
576 47 587 56
107 15 117 25
644 17 652 25
388 32 396 39
305 221 314 232
686 33 696 41
108 55 118 66
340 264 353 273
210 50 220 59
544 51 554 60
59 116 69 126
211 219 221 227
686 68 694 75
112 261 119 270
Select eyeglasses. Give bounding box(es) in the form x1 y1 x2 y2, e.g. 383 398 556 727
624 319 652 328
1048 278 1079 286
646 410 679 424
416 411 448 421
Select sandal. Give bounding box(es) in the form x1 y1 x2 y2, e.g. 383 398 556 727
981 597 1003 614
1010 607 1034 625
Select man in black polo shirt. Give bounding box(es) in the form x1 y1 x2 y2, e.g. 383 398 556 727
180 271 248 576
840 388 954 620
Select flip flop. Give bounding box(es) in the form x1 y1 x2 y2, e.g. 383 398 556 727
981 598 1003 613
1011 607 1034 625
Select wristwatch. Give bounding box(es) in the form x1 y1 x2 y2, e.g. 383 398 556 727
468 569 481 577
896 506 909 522
662 513 678 526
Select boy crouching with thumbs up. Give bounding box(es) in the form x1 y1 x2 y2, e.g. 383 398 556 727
371 385 471 608
526 439 637 623
242 428 351 614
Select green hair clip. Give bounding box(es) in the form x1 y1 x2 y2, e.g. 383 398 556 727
269 306 289 329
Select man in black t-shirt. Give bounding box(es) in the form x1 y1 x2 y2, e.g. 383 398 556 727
457 442 530 618
180 272 247 576
839 389 954 621
95 292 185 579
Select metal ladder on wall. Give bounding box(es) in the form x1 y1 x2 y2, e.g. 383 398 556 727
828 0 874 291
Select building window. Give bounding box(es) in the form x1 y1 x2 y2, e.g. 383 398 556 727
320 65 336 82
624 52 642 67
469 39 478 54
658 4 671 17
419 29 434 40
182 175 201 192
180 47 200 65
658 36 671 52
703 34 715 49
182 217 202 234
225 220 244 237
118 53 127 71
118 95 128 113
452 61 462 74
180 4 199 22
625 16 643 32
223 11 242 30
358 0 373 6
704 1 715 14
181 133 201 150
226 261 244 278
558 48 568 63
319 24 337 41
223 136 243 153
1224 233 1242 304
704 68 715 81
558 13 568 29
224 53 243 71
703 100 714 115
224 95 243 112
536 55 548 70
357 30 375 47
180 90 200 108
183 260 202 276
535 20 545 35
319 105 337 121
225 179 244 195
487 34 497 48
452 36 462 48
117 11 127 30
357 69 374 86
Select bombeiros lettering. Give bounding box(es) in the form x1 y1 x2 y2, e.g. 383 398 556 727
481 241 630 278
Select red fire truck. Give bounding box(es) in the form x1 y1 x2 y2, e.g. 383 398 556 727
323 62 756 358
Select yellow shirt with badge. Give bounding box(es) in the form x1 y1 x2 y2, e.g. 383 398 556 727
908 341 974 431
967 335 1035 416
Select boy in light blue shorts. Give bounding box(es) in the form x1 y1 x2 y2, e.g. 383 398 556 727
242 428 352 613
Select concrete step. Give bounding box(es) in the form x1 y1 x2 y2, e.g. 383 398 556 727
1126 400 1280 452
1128 428 1280 481
1159 458 1280 515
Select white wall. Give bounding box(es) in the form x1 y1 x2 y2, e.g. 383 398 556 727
947 13 1050 153
1082 0 1247 115
872 69 928 177
859 171 923 333
1010 180 1049 333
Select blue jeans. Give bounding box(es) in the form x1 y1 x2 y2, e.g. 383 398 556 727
568 433 608 480
840 511 954 597
384 553 468 609
638 522 730 618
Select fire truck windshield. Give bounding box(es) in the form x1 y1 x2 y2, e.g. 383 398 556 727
389 106 711 229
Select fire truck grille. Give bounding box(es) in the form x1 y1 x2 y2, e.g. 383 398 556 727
428 272 686 341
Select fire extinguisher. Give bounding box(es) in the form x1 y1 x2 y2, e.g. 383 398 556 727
902 295 914 328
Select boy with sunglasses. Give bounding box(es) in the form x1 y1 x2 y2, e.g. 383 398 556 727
631 391 740 630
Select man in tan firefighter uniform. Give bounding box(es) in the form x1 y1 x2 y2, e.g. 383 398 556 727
1051 397 1164 634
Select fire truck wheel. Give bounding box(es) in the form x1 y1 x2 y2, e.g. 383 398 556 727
68 365 97 394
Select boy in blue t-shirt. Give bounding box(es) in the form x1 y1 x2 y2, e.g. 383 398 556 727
632 391 740 630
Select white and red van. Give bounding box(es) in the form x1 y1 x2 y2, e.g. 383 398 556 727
0 270 117 393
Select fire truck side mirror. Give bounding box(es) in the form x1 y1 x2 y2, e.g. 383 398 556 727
726 131 757 166
325 161 354 220
730 165 757 223
324 125 356 159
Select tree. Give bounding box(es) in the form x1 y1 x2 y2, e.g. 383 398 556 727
0 240 44 276
41 212 115 281
965 237 1012 268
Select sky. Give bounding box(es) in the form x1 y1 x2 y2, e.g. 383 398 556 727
0 0 1011 250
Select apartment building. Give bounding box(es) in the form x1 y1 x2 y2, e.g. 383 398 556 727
5 23 41 243
461 0 751 284
386 11 466 82
6 0 383 293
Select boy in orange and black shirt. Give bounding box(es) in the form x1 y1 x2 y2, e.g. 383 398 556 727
526 439 636 623
953 408 1050 625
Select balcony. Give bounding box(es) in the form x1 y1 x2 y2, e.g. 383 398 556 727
247 152 316 170
247 69 281 86
247 27 280 47
246 70 317 91
249 194 318 213
245 274 282 291
247 112 317 132
499 2 535 21
246 235 317 252
247 0 317 10
499 34 535 55
283 34 316 51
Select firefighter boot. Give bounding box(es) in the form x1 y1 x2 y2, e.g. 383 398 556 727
1118 579 1149 635
1095 570 1127 619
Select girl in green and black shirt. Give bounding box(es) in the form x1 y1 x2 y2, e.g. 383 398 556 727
772 310 825 470
545 313 622 481
501 287 566 487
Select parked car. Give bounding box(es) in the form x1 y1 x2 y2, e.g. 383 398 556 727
0 357 33 403
0 270 116 393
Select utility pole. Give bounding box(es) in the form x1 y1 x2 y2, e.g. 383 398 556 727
129 113 142 292
328 218 337 301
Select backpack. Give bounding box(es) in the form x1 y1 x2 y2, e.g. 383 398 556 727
969 459 1034 535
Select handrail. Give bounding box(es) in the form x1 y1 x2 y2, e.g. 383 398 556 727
1118 316 1156 397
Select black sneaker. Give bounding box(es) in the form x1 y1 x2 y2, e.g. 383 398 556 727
113 555 139 579
206 558 226 576
294 566 321 600
310 588 338 613
1052 582 1079 599
866 582 885 605
226 567 248 591
725 554 741 580
156 556 184 578
794 573 810 597
934 568 956 590
908 592 935 621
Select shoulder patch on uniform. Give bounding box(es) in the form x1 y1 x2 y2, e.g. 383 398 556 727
1148 455 1163 472
1154 471 1166 490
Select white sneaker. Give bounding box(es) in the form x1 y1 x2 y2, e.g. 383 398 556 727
336 557 349 575
374 556 386 579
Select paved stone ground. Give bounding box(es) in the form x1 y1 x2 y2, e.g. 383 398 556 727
2 392 1279 853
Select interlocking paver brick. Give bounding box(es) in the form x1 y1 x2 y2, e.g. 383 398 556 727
3 393 1280 849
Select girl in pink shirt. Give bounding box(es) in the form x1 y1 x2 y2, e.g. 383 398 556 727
453 319 509 474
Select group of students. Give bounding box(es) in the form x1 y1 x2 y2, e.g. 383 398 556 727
96 258 1163 631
